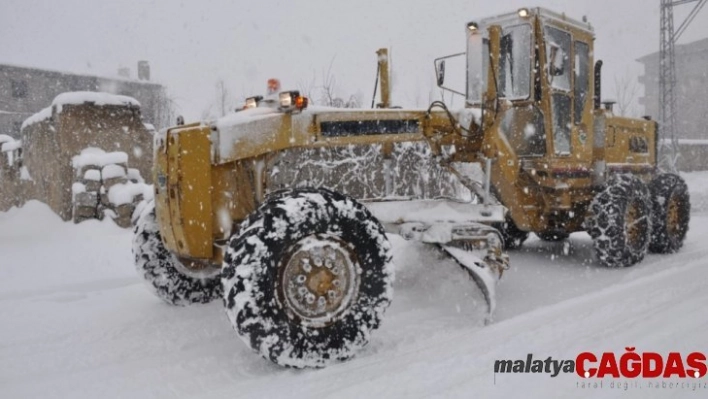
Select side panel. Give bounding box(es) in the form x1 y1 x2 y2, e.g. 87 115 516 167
603 115 656 178
160 126 214 259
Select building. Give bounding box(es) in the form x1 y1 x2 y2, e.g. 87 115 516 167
0 62 172 138
637 37 708 140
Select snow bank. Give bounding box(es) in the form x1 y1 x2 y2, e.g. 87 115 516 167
21 91 141 130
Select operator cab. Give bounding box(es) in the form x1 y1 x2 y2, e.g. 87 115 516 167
437 7 595 164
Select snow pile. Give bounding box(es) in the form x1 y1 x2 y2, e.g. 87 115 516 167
108 182 153 206
102 164 127 180
83 169 101 181
72 147 129 170
21 91 141 130
70 147 150 227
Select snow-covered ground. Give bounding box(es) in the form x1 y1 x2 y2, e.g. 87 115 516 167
1 173 708 398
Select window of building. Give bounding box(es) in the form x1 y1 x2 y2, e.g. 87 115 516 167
11 80 28 98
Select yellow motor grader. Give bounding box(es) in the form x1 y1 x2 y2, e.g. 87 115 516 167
133 7 690 368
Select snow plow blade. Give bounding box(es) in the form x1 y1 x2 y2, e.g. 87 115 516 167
440 244 505 324
366 199 509 322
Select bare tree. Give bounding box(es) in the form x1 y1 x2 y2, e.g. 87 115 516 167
297 71 317 105
215 79 231 117
320 57 337 107
614 71 640 117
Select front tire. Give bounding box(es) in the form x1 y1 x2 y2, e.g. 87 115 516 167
132 201 222 305
494 216 529 250
222 188 394 368
649 173 690 253
588 175 652 267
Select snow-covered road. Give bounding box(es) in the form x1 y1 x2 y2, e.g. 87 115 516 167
1 176 707 399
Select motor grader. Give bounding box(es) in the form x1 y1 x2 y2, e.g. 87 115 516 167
133 7 690 368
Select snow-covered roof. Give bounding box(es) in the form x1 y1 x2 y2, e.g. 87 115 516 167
0 134 15 144
1 138 21 152
21 91 141 131
53 91 140 110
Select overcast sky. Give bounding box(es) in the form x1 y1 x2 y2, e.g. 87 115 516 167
1 0 707 122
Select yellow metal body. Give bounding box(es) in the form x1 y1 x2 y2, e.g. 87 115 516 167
154 7 657 268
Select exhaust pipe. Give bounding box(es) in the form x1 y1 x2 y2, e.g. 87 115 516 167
594 60 603 110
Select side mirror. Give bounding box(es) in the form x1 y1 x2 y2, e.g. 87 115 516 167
549 43 566 76
436 59 446 86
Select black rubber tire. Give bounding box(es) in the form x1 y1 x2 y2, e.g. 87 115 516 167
493 216 529 250
648 173 690 253
588 174 652 267
536 232 570 242
132 200 222 305
222 187 394 368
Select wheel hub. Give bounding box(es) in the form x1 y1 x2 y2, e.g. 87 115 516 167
280 235 360 326
625 199 646 250
667 194 682 237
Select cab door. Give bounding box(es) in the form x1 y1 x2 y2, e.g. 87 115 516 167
544 25 593 167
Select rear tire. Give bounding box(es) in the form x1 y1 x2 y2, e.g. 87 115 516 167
132 201 222 305
222 188 394 368
648 173 690 253
588 174 652 267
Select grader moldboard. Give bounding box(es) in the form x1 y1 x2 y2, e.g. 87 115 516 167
133 7 690 368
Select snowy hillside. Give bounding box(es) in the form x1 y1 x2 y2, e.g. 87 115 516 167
1 174 707 398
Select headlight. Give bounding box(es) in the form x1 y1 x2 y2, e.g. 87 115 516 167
279 90 309 112
244 95 263 109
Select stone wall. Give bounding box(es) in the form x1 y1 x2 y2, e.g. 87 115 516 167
0 102 153 222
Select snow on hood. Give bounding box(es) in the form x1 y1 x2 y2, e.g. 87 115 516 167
214 107 283 158
21 91 141 131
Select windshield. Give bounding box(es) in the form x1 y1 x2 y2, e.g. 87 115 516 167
499 24 532 100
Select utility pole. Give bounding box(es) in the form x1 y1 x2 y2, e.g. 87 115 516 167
659 0 707 171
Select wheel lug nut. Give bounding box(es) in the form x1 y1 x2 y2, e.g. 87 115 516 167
302 262 312 273
332 279 340 287
324 259 333 268
317 296 326 306
313 257 323 267
298 287 307 296
296 275 306 284
306 293 315 304
327 290 336 298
